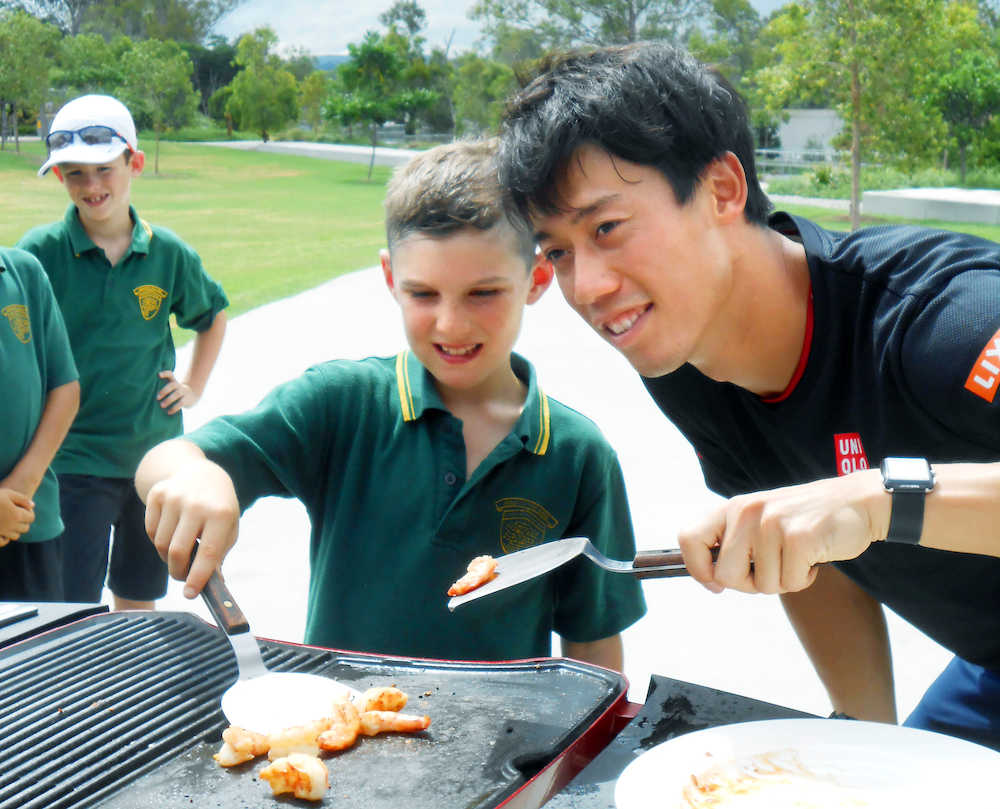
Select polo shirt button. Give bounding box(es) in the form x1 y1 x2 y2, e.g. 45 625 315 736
444 472 457 486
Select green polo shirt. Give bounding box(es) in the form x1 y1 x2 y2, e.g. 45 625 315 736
18 205 228 478
189 351 646 660
0 247 78 542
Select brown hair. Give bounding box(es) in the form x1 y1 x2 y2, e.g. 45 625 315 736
384 139 535 267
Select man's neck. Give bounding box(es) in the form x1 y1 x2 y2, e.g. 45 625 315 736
693 226 812 397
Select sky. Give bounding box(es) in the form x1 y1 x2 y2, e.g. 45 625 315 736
213 0 787 57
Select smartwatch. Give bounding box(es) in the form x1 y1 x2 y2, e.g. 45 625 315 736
880 457 934 544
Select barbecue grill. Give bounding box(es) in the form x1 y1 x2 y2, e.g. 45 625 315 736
0 610 630 809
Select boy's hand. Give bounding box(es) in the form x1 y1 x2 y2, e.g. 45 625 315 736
144 459 239 598
156 370 200 415
0 488 35 546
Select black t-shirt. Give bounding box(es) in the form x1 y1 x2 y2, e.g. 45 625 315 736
643 212 1000 669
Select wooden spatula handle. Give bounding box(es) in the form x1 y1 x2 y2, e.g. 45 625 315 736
189 544 250 635
632 547 720 579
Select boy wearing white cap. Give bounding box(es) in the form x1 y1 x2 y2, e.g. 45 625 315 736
18 94 229 610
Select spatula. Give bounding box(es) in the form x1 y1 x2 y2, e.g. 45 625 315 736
199 567 359 735
448 536 709 610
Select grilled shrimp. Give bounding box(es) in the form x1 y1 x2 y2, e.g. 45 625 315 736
359 710 431 736
357 686 408 713
447 555 498 596
317 698 362 752
259 753 329 801
266 717 332 761
213 725 270 766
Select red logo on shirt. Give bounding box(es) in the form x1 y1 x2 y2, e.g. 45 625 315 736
964 328 1000 403
834 433 869 476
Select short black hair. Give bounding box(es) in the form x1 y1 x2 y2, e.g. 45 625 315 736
498 42 771 226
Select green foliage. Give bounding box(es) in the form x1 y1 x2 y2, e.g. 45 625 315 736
0 10 61 116
79 0 245 44
226 27 300 141
470 0 707 49
299 70 332 132
766 163 1000 198
118 37 200 174
52 32 127 96
182 36 239 115
379 0 427 37
325 30 438 176
452 53 516 135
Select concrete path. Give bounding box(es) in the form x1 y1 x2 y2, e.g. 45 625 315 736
145 264 952 715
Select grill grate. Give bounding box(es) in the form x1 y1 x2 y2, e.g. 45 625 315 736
0 612 332 809
0 612 626 809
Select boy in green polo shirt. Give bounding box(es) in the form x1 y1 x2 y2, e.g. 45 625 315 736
1 246 80 601
136 139 645 668
18 94 229 611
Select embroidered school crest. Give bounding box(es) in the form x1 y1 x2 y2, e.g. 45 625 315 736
133 285 167 320
2 304 31 343
496 497 558 553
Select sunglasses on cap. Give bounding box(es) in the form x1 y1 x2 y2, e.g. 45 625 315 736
45 125 131 154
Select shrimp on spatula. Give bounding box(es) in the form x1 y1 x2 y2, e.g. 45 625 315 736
447 555 498 596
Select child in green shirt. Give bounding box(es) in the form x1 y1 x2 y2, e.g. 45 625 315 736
136 140 645 666
0 246 79 600
18 94 228 610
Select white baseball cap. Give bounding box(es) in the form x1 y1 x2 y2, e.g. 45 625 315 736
38 94 139 177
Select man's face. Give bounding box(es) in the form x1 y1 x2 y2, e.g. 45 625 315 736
382 225 551 397
57 152 142 229
533 144 735 378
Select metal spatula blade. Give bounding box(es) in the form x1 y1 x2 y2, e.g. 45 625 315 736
199 566 359 735
447 536 695 611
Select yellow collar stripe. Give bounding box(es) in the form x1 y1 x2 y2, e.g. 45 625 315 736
534 389 551 455
395 351 415 422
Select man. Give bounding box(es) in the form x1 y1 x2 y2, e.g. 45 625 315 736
496 42 1000 749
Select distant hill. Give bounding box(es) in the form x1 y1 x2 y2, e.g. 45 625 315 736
315 54 350 71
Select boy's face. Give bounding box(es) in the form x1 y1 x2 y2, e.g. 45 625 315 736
532 144 743 379
382 225 552 396
55 150 144 231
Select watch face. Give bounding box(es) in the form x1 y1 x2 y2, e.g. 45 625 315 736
883 457 933 487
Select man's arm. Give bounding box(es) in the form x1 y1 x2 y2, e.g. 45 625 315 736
561 634 625 672
134 436 240 598
2 380 79 499
157 310 228 415
679 462 1000 597
780 565 896 722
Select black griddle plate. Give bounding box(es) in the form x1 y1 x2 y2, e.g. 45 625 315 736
0 611 625 809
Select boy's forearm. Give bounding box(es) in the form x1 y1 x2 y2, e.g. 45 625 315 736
561 634 625 672
2 380 79 498
134 438 208 502
183 310 227 397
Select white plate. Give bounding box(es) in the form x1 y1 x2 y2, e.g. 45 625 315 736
614 718 1000 808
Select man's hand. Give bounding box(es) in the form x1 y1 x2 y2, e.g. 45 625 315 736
0 487 34 547
143 458 240 598
679 469 888 594
156 370 200 415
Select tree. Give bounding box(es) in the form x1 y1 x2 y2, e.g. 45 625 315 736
2 0 98 33
751 0 960 229
299 69 331 132
80 0 245 43
379 0 427 37
929 48 1000 182
53 32 128 96
283 45 317 81
182 35 239 115
470 0 707 49
0 10 60 150
324 30 436 179
226 27 299 141
686 0 762 86
119 37 199 174
452 53 516 135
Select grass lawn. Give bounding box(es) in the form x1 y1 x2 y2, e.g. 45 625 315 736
0 141 391 343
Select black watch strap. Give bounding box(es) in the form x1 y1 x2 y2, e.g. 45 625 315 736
886 490 925 544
